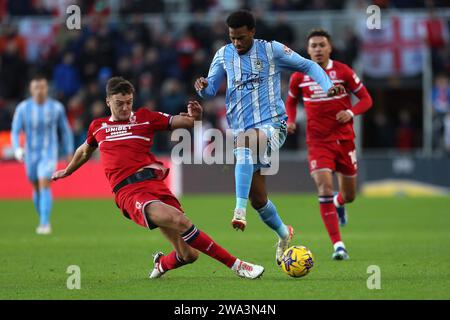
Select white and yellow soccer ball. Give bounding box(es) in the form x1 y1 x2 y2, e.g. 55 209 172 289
280 245 314 278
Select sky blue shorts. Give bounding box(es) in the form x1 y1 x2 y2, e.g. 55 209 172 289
25 157 57 182
233 120 287 172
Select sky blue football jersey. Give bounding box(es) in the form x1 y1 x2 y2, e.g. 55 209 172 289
11 98 74 162
198 39 334 131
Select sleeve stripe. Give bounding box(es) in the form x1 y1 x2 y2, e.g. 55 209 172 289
353 83 363 93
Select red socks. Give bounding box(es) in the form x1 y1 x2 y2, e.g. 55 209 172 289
159 251 187 271
319 196 342 244
181 225 237 268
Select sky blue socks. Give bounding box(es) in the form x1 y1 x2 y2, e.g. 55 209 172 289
234 147 253 210
38 187 52 226
257 200 289 239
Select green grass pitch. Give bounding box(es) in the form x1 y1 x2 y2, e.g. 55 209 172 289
1 194 449 299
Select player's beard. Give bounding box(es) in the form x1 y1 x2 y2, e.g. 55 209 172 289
237 43 252 55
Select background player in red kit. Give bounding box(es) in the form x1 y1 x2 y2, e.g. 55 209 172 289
52 77 264 279
285 30 373 260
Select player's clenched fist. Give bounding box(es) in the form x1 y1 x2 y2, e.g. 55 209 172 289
287 122 297 135
179 101 203 119
327 84 345 97
194 77 209 91
187 100 203 120
336 110 353 124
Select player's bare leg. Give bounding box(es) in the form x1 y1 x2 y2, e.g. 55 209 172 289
250 171 293 266
144 201 191 232
334 174 357 227
336 174 357 203
232 129 265 231
160 227 199 262
36 178 52 235
312 170 348 260
249 171 268 210
145 201 264 279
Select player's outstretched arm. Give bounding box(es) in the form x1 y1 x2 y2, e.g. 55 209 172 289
170 101 203 130
52 143 96 181
195 47 226 98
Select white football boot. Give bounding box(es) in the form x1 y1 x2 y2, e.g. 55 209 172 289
36 224 52 235
332 247 350 260
276 225 294 266
231 208 247 231
149 251 166 279
232 259 264 279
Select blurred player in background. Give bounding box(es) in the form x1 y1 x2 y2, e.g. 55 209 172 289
11 74 74 235
52 77 264 280
285 29 373 260
195 10 345 265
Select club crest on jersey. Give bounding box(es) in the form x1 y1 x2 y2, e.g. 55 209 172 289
310 160 317 170
253 59 263 71
329 71 337 79
129 114 137 124
101 122 107 127
135 201 142 210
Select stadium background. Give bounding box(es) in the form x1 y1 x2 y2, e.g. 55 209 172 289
0 0 450 301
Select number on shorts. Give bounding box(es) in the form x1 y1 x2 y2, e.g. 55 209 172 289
348 150 357 164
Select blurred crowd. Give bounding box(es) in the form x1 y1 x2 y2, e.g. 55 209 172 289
1 0 450 156
2 0 450 16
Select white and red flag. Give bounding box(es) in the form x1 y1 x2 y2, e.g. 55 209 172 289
360 15 424 77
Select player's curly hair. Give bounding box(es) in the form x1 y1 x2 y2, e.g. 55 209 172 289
106 76 135 97
307 29 332 43
226 10 255 30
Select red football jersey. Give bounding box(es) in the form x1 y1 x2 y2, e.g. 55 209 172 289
86 107 172 190
288 59 365 142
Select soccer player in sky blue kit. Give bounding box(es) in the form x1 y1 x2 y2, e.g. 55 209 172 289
195 10 345 265
11 74 74 235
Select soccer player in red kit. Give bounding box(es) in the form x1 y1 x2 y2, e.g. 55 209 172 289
285 30 373 260
52 77 264 279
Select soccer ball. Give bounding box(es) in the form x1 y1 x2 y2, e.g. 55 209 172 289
280 245 314 278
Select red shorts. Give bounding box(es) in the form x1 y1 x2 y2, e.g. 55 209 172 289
307 140 357 176
114 179 183 229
